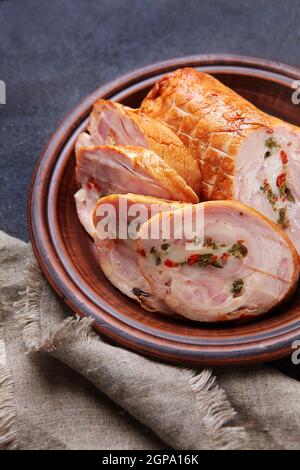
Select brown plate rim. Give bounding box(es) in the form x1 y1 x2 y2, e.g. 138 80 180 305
28 54 300 366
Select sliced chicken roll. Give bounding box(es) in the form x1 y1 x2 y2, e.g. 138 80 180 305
86 99 201 195
93 193 186 312
75 142 198 236
141 68 300 253
137 201 299 322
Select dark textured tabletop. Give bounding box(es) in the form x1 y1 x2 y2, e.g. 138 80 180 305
1 0 300 240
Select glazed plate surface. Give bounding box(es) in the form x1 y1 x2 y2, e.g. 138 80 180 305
28 55 300 365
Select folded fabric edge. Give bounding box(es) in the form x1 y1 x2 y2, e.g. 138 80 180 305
14 260 44 351
0 304 18 450
16 258 249 450
15 260 95 352
182 369 248 450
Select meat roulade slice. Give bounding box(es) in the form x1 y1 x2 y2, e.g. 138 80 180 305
92 193 186 312
141 68 300 253
85 99 201 195
75 142 198 237
137 201 299 322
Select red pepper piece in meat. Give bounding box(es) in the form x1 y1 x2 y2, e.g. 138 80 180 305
164 259 179 268
187 254 201 265
276 173 286 187
280 150 288 165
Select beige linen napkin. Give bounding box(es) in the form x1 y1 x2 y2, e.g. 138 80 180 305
0 230 300 450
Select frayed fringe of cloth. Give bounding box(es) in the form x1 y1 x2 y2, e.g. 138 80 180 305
15 261 95 352
0 365 18 449
14 259 248 450
183 368 248 450
0 261 94 450
0 304 18 449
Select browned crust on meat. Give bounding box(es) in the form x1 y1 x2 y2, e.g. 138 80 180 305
141 68 285 200
129 108 202 196
89 99 202 196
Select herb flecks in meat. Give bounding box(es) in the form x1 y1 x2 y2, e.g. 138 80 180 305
228 242 248 259
165 240 248 270
276 174 295 203
261 141 294 226
265 137 280 150
161 243 170 251
260 180 277 208
278 208 289 228
203 237 218 249
132 288 150 298
150 246 161 265
231 279 244 297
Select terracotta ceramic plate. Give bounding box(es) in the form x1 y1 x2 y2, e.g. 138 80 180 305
28 55 300 366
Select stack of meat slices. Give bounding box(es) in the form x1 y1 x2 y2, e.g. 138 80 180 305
74 70 300 322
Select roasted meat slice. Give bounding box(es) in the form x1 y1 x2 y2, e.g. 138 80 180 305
86 99 201 195
141 68 300 253
137 201 299 322
75 141 198 236
93 193 186 311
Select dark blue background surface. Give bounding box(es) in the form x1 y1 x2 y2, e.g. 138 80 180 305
1 0 300 240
